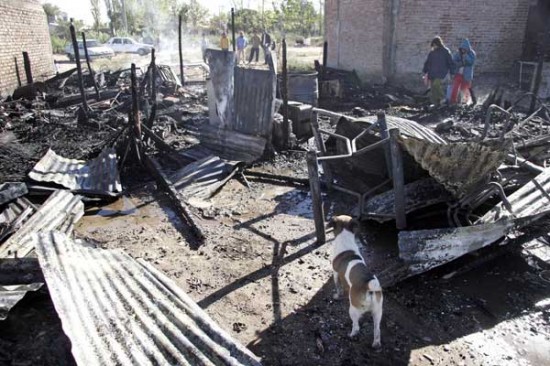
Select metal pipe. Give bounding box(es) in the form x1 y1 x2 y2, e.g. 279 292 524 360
307 150 325 244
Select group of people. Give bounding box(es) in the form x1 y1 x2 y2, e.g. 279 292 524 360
213 30 275 65
422 36 476 105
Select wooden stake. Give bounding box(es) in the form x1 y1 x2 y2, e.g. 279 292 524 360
307 150 325 244
282 38 289 149
69 21 88 119
130 63 141 140
14 57 21 87
22 52 33 84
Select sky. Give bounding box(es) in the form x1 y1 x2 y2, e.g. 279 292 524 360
40 0 271 26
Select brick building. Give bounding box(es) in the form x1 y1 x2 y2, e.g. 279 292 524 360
325 0 533 84
0 0 54 95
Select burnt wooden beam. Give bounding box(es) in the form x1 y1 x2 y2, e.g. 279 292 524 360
69 21 89 120
0 258 44 285
282 38 289 149
178 15 185 85
81 32 100 101
14 57 21 87
231 8 236 52
307 150 325 244
141 125 187 166
389 128 406 230
143 154 205 243
22 52 33 84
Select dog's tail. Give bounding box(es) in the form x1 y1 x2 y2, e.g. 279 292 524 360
369 275 382 292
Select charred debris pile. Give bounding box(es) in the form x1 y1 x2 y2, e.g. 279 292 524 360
0 33 550 364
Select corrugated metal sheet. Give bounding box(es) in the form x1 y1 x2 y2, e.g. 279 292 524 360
0 190 83 258
200 124 266 163
0 182 27 205
234 67 276 137
29 148 122 195
398 168 550 276
364 178 452 221
33 231 262 366
477 167 550 224
354 115 447 144
400 137 509 198
207 49 235 128
170 155 240 203
0 283 43 320
0 197 36 242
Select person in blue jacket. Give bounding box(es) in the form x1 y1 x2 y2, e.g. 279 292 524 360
450 39 476 104
422 36 454 105
236 31 247 64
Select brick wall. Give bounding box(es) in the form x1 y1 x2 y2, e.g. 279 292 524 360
325 0 387 82
325 0 532 84
0 0 54 96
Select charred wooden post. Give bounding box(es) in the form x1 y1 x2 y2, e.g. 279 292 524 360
130 63 141 141
81 32 100 101
143 155 206 243
282 38 289 149
307 150 325 244
178 15 185 85
378 111 392 178
22 52 33 84
389 128 406 230
231 8 236 52
14 57 21 87
69 21 89 119
311 111 333 189
151 48 157 104
322 41 328 79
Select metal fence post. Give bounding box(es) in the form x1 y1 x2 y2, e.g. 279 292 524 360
307 150 325 244
377 111 392 179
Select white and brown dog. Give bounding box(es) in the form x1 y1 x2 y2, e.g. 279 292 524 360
328 215 383 348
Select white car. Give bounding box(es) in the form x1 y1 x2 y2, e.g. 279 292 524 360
106 37 153 56
65 40 114 61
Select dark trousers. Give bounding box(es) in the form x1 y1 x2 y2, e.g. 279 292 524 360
249 47 259 63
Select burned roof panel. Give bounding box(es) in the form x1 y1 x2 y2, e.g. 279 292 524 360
0 190 83 258
354 115 447 144
33 231 262 366
199 125 266 163
400 137 509 197
0 197 36 242
478 167 550 224
29 148 122 195
0 182 28 206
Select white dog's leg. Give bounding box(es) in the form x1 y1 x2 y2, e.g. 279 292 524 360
333 271 343 299
348 305 362 337
371 298 383 348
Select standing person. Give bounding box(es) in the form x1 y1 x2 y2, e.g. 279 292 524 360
201 33 209 63
450 39 476 104
248 31 261 64
262 30 272 64
422 36 454 105
220 32 229 54
236 31 247 64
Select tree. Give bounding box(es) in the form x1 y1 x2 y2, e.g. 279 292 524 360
280 0 318 36
43 3 61 23
90 0 101 36
179 0 209 31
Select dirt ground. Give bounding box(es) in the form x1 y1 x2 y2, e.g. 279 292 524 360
1 54 550 365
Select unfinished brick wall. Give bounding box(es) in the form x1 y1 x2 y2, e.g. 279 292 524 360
324 0 387 82
325 0 532 84
0 0 54 95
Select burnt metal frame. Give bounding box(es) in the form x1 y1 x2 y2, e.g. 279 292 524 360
307 109 406 244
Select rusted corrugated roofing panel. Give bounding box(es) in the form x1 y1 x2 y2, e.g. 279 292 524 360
0 190 83 258
29 148 122 195
355 115 447 144
0 197 36 242
233 67 276 138
478 167 550 224
32 231 262 366
170 155 240 202
400 137 509 197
